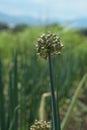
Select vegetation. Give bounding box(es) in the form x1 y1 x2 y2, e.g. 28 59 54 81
0 24 87 130
0 22 9 31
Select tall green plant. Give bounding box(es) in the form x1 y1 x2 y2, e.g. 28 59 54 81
13 51 18 129
36 32 63 130
0 59 6 130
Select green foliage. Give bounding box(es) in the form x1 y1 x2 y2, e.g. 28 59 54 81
61 74 87 130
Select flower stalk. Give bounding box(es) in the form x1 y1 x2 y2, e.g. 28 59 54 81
36 32 63 130
48 52 61 130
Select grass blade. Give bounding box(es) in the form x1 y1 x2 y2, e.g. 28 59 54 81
0 59 6 130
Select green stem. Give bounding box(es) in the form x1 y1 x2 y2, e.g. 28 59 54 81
0 59 6 130
48 53 61 130
9 105 20 130
13 51 18 130
56 85 61 130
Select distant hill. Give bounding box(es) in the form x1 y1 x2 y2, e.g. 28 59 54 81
0 12 87 28
0 12 39 26
69 18 87 28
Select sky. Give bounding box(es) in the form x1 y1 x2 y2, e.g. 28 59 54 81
0 0 87 20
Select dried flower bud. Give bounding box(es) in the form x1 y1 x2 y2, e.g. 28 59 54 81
36 32 63 59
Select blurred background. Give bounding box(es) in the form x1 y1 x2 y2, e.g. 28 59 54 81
0 0 87 130
0 0 87 27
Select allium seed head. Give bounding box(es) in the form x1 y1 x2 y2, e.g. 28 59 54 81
30 120 51 130
36 32 64 59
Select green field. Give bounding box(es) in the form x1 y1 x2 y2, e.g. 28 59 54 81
0 24 87 130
